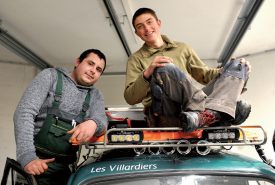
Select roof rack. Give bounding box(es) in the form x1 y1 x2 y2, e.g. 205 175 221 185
73 125 267 156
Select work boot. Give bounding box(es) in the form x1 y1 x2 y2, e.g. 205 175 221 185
214 100 252 126
230 100 251 125
180 109 221 132
197 100 251 127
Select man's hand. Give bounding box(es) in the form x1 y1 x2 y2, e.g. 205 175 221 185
68 120 97 144
24 158 55 175
143 56 173 80
229 58 251 74
239 58 252 74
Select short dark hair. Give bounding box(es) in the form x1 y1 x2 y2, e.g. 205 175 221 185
132 7 158 30
78 49 107 73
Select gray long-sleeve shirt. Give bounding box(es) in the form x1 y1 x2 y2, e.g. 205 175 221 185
14 68 108 167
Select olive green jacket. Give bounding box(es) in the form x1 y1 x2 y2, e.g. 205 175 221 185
124 35 219 108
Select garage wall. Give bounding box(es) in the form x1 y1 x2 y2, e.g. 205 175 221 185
1 51 275 179
231 51 275 162
0 63 38 180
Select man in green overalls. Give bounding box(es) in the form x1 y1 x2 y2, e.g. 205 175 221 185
14 49 108 185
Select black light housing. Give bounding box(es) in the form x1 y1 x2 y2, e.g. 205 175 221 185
273 130 275 152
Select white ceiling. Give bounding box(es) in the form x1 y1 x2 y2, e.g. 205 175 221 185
0 0 274 74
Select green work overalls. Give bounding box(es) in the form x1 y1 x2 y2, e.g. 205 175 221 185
33 70 91 185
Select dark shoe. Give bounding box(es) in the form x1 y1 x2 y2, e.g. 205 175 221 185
230 100 251 125
180 110 221 132
199 100 251 127
179 111 199 132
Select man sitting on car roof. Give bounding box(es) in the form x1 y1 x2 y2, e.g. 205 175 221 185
124 7 251 131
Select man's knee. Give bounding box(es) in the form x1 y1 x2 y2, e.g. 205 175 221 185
154 63 176 72
154 63 187 81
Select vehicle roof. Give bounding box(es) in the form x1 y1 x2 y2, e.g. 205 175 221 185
68 149 275 185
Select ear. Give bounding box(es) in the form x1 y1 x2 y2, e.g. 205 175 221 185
74 58 81 68
157 19 161 27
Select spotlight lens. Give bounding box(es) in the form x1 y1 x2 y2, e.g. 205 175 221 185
125 135 133 142
208 133 215 140
215 133 221 139
229 132 235 139
133 134 140 141
111 135 118 142
222 133 228 139
118 135 125 142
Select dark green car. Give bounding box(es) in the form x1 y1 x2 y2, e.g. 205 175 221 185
67 149 275 185
67 109 275 185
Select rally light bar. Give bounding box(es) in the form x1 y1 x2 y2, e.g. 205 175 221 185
83 125 267 152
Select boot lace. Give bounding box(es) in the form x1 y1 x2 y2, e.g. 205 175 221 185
198 110 219 127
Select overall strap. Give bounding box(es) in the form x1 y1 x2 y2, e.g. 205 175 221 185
75 89 91 123
52 70 63 109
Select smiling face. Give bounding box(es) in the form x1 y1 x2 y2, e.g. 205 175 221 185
72 52 105 86
134 13 162 47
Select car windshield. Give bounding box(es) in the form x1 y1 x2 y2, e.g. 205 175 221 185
89 175 274 185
